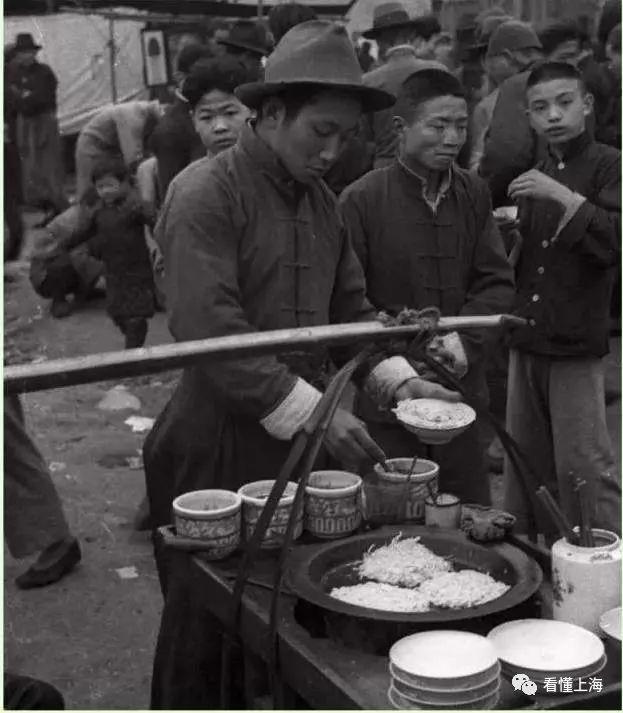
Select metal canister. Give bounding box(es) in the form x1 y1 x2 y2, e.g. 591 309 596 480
424 494 462 529
552 529 622 634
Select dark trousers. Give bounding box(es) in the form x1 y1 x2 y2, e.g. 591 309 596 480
4 140 24 261
4 674 64 709
4 395 71 559
504 350 622 535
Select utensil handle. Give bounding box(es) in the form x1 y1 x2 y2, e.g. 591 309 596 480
536 486 577 544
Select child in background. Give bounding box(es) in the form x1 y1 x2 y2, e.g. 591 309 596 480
182 55 256 157
505 61 621 537
68 158 156 349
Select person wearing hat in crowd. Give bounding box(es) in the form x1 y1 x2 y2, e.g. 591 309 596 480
340 68 514 507
469 21 542 172
143 20 459 707
149 43 213 200
267 2 317 45
5 33 68 221
360 3 448 169
218 19 271 74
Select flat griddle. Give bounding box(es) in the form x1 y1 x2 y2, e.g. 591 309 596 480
288 526 543 653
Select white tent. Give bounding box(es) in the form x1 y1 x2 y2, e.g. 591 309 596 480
4 12 148 135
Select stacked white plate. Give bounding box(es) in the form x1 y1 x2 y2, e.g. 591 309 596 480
487 619 607 687
387 631 501 709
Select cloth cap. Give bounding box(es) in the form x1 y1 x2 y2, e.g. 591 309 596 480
487 21 542 58
218 20 272 56
235 20 395 112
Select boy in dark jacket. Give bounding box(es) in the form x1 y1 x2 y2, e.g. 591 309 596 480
505 61 621 536
69 158 156 349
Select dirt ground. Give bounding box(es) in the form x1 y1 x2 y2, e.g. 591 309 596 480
3 211 621 709
4 212 175 709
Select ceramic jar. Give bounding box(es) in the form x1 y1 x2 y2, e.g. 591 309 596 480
172 489 241 560
304 470 362 539
552 528 622 634
366 458 439 524
238 480 302 549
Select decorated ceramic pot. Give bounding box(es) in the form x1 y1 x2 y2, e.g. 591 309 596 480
367 458 439 524
305 470 362 539
172 489 241 560
238 480 302 549
552 528 621 634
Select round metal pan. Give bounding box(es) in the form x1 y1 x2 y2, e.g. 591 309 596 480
288 526 543 625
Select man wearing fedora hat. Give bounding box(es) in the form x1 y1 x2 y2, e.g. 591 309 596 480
144 21 458 708
218 19 271 74
6 33 67 218
361 3 448 169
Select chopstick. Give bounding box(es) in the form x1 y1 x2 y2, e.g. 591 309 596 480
425 478 438 506
576 479 595 547
536 486 578 544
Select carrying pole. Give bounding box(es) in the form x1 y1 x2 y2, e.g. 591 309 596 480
4 315 525 395
108 16 118 103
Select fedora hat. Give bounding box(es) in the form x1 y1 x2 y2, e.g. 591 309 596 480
218 20 271 56
14 33 41 52
235 20 395 112
362 2 421 40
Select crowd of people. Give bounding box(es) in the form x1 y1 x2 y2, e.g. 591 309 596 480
3 1 622 709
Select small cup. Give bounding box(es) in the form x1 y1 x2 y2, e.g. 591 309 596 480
305 470 362 539
425 493 462 529
172 489 241 560
238 480 302 549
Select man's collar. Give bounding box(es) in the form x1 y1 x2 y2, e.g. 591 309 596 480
386 45 417 61
548 130 592 164
397 157 453 193
238 121 302 197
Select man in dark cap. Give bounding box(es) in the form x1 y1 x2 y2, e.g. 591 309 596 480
360 3 448 169
149 43 213 198
218 19 271 74
5 33 67 219
470 21 542 171
144 21 457 707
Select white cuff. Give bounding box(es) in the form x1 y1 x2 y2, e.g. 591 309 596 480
260 378 322 441
554 192 586 240
365 356 418 408
441 331 469 377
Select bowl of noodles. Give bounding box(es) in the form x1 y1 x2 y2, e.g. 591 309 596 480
393 399 476 444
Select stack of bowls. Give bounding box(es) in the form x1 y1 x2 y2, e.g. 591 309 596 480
488 619 607 690
388 631 501 709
